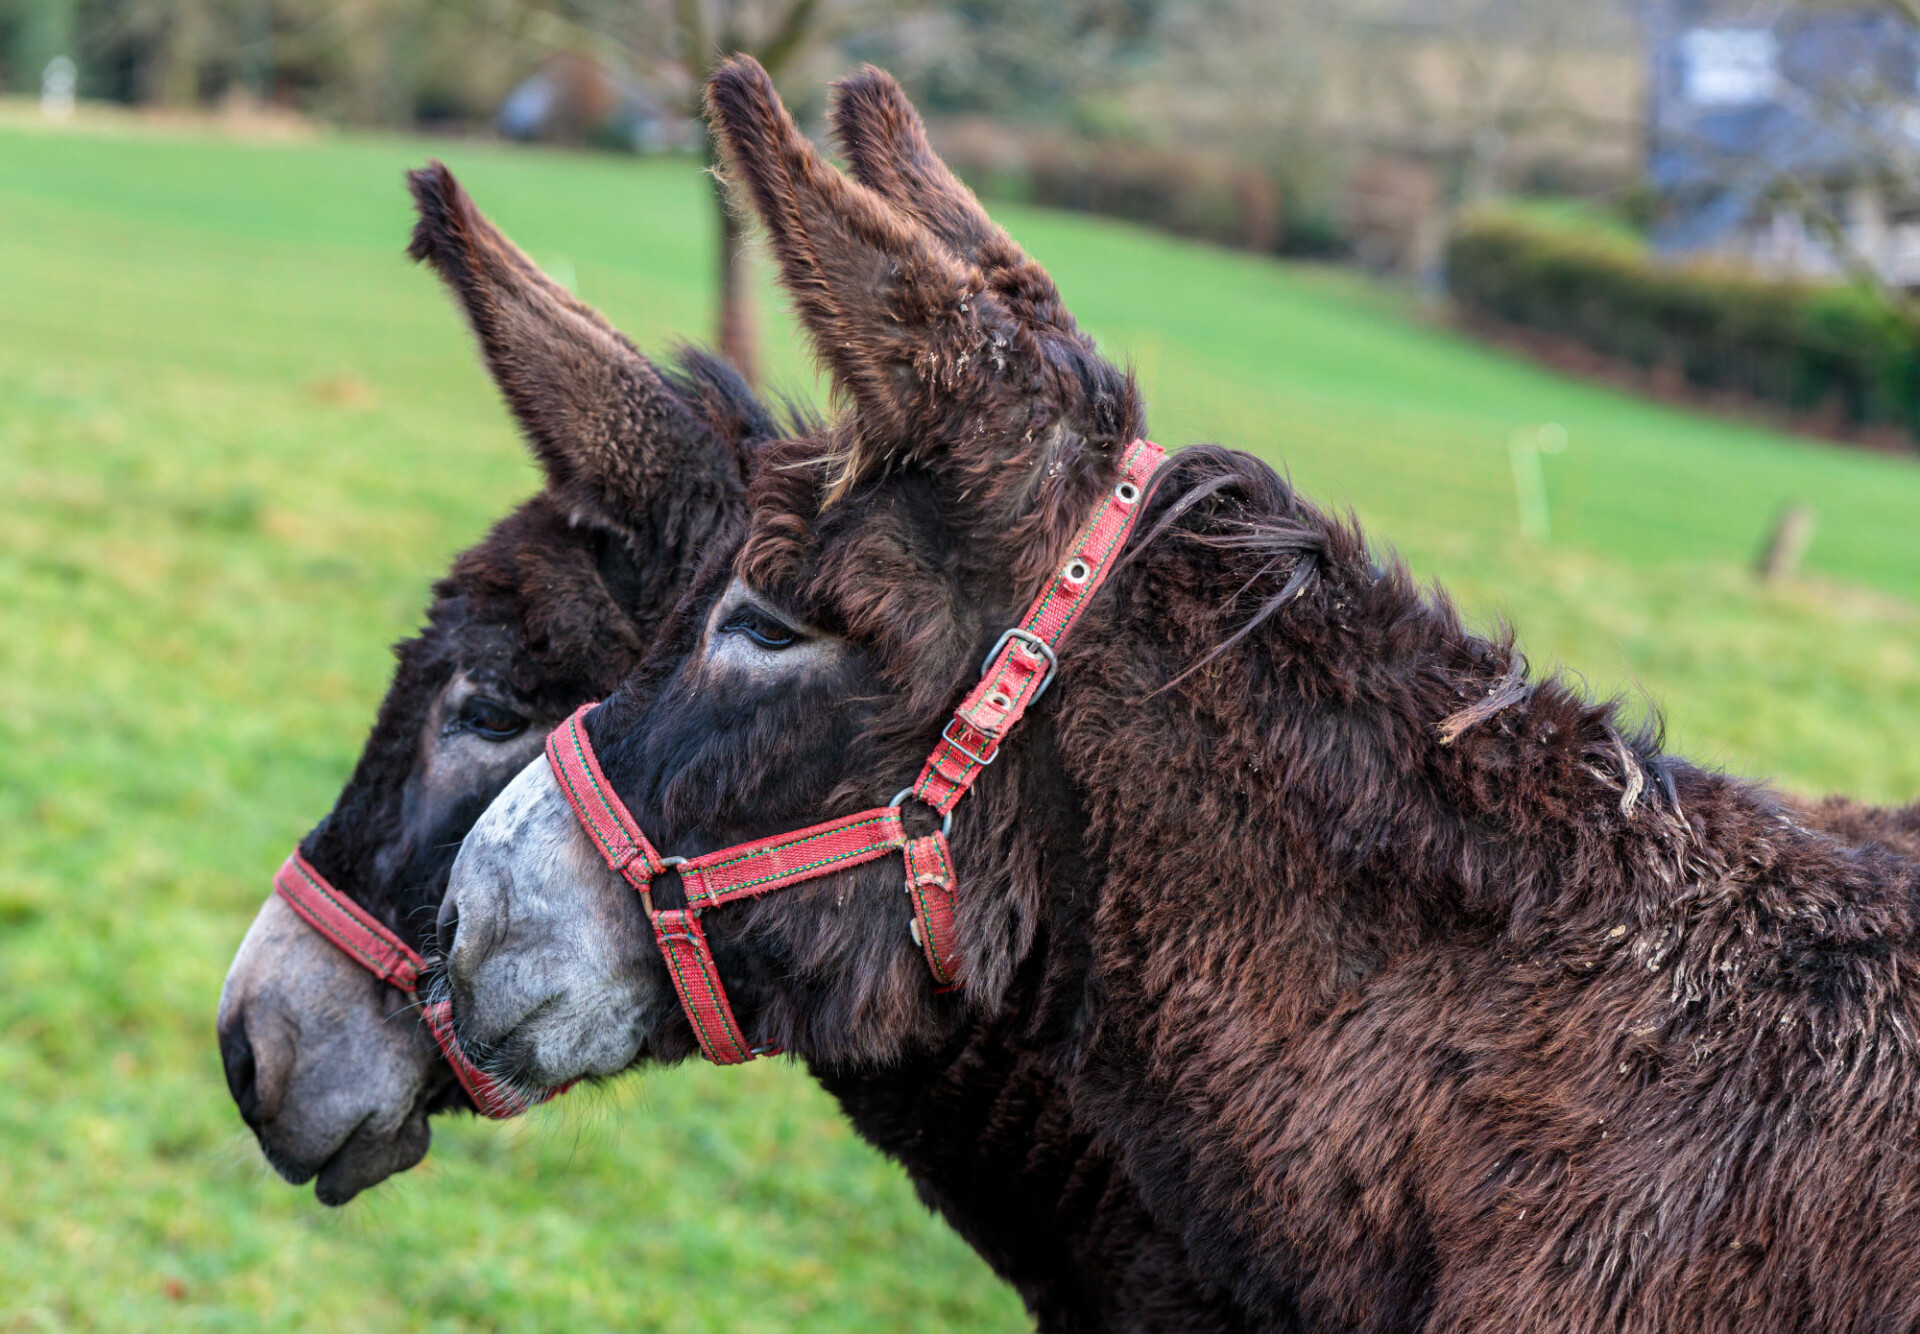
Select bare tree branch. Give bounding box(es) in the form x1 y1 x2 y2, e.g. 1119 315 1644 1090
756 0 822 77
675 0 713 81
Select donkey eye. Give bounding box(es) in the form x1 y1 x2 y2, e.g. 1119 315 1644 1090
458 697 529 741
720 607 799 651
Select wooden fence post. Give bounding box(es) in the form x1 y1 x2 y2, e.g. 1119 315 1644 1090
1756 505 1815 582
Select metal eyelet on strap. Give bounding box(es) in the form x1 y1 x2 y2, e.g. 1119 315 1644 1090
1115 480 1140 504
890 787 955 836
985 690 1011 711
1064 559 1091 585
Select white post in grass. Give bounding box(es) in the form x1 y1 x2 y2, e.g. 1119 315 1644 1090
41 56 76 122
1509 422 1567 542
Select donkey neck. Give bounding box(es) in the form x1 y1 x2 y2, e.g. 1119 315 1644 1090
1021 448 1918 1326
1066 448 1714 977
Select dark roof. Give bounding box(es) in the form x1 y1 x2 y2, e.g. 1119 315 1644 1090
1644 1 1920 248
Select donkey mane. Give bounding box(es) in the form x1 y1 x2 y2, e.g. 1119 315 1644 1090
1126 442 1703 921
1083 440 1919 1002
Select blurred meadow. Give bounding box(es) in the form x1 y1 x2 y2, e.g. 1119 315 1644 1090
4 105 1920 1330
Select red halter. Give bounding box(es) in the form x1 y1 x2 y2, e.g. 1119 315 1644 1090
546 439 1166 1065
271 849 564 1119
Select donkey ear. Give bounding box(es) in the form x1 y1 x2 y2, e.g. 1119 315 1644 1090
830 67 1075 336
406 162 740 534
704 57 1026 454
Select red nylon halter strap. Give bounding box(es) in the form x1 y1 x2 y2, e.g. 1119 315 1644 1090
545 437 1166 1066
911 440 1163 814
271 850 561 1120
275 850 422 992
544 704 761 1065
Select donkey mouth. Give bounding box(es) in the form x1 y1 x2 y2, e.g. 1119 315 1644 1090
250 1072 455 1205
311 1106 434 1206
439 991 579 1099
254 1132 322 1189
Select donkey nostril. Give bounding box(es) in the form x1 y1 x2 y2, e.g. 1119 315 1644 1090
435 887 460 957
219 1018 262 1127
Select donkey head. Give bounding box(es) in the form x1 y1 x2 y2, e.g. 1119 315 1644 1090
436 61 1143 1091
217 163 764 1205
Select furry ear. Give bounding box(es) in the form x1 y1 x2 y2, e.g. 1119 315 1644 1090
703 57 1034 466
406 162 746 537
830 67 1076 336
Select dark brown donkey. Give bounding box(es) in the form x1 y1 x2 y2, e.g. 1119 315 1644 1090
217 162 764 1202
218 164 1246 1331
438 61 1920 1334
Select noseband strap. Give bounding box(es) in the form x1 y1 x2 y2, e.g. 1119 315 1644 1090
271 850 563 1119
274 850 422 992
547 438 1166 1065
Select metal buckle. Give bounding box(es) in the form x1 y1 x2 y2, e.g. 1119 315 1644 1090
889 787 955 836
934 629 1060 770
979 627 1059 703
938 717 998 768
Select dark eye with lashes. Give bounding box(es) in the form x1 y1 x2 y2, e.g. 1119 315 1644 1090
720 606 800 650
454 696 529 742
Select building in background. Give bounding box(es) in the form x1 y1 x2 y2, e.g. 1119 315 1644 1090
1645 0 1920 286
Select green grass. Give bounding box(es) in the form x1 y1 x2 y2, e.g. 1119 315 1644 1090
2 110 1919 1331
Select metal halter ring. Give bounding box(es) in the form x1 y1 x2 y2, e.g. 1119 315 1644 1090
1063 559 1091 586
1115 480 1140 505
889 788 955 837
638 855 689 917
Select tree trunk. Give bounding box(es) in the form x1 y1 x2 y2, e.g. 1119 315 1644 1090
716 170 758 386
158 1 206 108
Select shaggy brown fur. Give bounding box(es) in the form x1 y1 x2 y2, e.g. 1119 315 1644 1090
1790 793 1920 860
552 60 1920 1332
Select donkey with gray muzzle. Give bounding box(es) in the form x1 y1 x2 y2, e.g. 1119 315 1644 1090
438 60 1920 1332
217 161 763 1205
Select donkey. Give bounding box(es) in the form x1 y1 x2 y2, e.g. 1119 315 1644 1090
219 162 1248 1331
436 60 1920 1333
217 161 764 1203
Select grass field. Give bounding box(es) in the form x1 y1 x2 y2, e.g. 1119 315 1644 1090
3 108 1920 1332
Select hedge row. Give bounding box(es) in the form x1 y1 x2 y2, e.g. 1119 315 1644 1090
1446 212 1920 437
